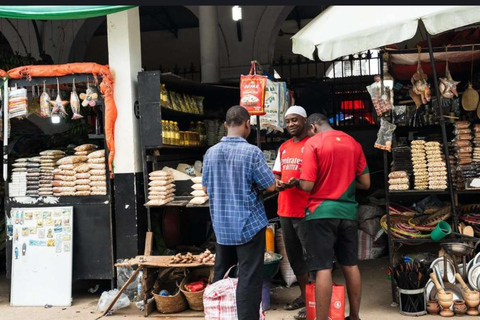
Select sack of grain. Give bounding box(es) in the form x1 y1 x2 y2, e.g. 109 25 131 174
75 191 91 196
191 176 202 184
191 183 203 190
90 175 106 181
87 157 105 164
91 181 107 187
56 156 88 165
90 169 106 176
89 164 105 170
76 185 91 192
149 179 174 187
63 170 76 176
188 196 209 205
74 164 90 173
39 150 64 156
145 198 174 206
87 150 105 159
149 170 171 178
74 144 98 152
75 173 91 180
191 190 206 197
74 151 90 156
58 164 74 170
91 191 107 196
76 179 91 185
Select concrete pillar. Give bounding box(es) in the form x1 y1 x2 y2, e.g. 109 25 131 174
107 7 147 259
199 6 220 83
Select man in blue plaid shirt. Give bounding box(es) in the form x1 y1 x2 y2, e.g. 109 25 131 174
203 106 276 320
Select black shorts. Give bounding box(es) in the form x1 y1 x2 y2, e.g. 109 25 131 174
306 218 358 271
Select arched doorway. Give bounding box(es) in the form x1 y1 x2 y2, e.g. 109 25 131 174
80 6 201 80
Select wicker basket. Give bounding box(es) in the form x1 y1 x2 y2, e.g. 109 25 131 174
179 267 212 311
153 281 188 314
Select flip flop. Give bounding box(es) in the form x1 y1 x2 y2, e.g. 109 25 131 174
294 307 306 319
284 297 305 310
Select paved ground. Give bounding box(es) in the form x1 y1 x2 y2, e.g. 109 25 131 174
0 256 445 319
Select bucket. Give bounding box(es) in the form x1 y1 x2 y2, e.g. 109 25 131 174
431 221 452 241
398 287 427 316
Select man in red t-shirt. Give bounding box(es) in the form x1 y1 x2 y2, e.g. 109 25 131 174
272 106 310 319
299 113 370 320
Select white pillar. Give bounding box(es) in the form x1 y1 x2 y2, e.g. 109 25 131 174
199 6 220 83
107 7 142 173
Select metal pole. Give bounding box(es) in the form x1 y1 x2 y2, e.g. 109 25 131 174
380 53 397 304
256 115 261 149
426 31 458 232
3 78 8 182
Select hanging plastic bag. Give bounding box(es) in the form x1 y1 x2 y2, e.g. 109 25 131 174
8 87 28 119
374 118 396 152
392 105 407 126
366 76 392 116
240 61 267 116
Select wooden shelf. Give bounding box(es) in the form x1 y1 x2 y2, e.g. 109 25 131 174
146 196 209 208
388 190 450 196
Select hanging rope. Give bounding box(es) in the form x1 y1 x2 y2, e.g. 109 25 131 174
471 45 475 82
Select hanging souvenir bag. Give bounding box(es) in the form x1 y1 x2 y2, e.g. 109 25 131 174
240 61 267 116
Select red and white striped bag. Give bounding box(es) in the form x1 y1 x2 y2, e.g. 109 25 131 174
203 266 265 320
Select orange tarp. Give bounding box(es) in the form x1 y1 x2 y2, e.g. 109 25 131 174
1 63 117 176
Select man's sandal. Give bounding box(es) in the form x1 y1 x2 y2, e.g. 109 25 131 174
283 297 305 310
293 307 306 319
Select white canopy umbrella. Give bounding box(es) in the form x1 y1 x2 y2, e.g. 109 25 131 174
292 6 480 62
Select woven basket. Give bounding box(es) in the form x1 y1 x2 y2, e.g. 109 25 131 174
408 206 452 232
179 267 212 311
153 281 188 314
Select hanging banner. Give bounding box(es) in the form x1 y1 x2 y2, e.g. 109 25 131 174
240 61 267 116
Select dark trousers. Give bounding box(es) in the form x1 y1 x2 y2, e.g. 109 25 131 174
213 228 265 320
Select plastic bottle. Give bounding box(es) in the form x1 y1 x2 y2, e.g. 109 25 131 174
174 121 180 145
164 120 171 145
161 120 165 144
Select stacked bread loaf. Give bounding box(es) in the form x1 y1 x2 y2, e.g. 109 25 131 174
425 141 447 190
189 176 209 204
411 140 428 190
388 171 409 191
39 150 64 196
145 170 175 206
87 149 107 195
474 124 480 164
453 121 474 189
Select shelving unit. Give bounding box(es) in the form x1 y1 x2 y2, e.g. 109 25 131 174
381 48 480 304
4 75 114 282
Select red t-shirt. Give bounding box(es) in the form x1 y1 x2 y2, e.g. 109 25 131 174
300 130 368 221
272 136 310 218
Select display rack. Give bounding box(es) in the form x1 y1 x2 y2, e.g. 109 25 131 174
4 74 115 282
381 48 480 304
137 71 240 229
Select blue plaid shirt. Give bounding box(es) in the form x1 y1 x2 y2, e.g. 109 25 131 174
202 137 275 245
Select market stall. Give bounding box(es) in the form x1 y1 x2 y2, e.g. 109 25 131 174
132 69 293 316
2 63 117 283
292 5 480 317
